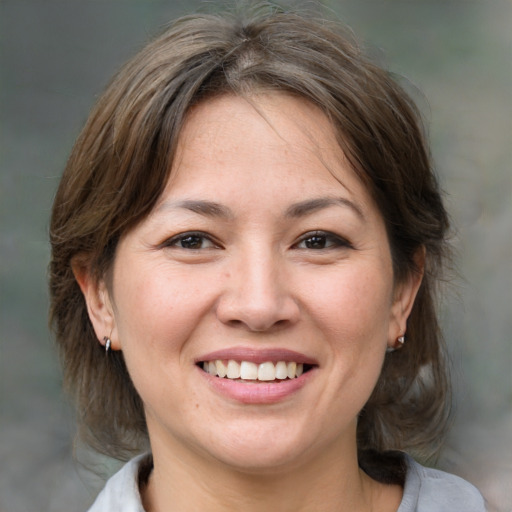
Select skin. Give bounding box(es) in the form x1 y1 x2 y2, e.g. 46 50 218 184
77 93 423 512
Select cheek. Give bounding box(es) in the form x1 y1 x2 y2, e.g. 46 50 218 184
109 261 218 414
304 263 394 343
111 260 213 358
304 262 392 394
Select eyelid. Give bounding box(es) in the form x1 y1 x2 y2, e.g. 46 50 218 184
160 231 222 250
293 230 353 250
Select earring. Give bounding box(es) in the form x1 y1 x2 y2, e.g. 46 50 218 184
103 336 111 354
387 334 405 353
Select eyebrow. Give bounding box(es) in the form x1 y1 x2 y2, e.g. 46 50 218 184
285 197 365 220
155 199 234 219
155 196 364 221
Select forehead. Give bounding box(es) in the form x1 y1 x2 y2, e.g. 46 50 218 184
164 93 367 202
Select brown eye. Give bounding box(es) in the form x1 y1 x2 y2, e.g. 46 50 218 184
165 232 218 250
303 235 328 249
295 231 352 250
180 235 205 249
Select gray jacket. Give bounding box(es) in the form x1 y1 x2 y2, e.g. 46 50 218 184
87 453 486 511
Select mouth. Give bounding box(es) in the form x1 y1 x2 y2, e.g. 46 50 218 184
196 349 317 403
198 359 315 382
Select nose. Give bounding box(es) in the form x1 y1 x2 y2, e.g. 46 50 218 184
216 250 300 332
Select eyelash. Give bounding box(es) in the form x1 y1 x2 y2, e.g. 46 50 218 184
162 231 220 250
161 230 352 252
294 231 353 250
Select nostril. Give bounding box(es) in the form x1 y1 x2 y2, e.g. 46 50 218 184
227 317 294 332
223 318 290 332
215 287 300 332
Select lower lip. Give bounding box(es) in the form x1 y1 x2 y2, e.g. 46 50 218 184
199 367 315 404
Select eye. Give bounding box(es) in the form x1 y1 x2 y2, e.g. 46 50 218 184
294 231 352 250
163 231 219 250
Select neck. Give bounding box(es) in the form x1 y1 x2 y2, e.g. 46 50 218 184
141 432 388 512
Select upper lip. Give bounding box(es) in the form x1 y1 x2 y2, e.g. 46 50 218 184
195 347 318 366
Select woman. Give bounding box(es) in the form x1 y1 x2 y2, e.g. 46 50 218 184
49 5 485 511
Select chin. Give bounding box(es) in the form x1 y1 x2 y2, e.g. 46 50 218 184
212 444 309 474
196 418 326 474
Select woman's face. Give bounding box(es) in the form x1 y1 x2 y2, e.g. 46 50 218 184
87 94 419 472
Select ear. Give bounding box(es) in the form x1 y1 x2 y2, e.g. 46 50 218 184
388 247 425 347
72 256 119 350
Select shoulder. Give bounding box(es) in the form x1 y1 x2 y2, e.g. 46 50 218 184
86 454 149 512
400 455 486 512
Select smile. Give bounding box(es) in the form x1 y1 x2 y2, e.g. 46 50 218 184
201 360 310 381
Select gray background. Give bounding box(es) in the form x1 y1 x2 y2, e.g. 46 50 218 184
1 1 511 511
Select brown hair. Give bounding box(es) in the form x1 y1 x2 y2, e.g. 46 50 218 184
49 4 451 471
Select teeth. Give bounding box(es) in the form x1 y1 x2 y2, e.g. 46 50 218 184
275 361 288 379
215 360 227 378
202 360 307 381
227 360 241 379
258 362 275 381
240 361 258 380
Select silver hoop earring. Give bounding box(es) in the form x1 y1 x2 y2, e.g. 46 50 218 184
103 336 111 354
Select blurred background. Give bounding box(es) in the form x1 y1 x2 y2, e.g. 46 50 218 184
1 0 510 510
